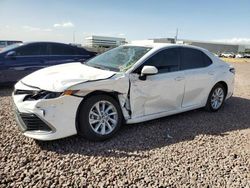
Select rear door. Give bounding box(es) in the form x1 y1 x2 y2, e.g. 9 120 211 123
180 47 214 108
47 43 90 65
1 43 48 83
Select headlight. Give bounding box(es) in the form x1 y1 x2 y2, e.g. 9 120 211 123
21 90 63 101
42 91 62 99
14 89 79 101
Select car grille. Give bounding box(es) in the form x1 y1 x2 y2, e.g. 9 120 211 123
16 112 52 132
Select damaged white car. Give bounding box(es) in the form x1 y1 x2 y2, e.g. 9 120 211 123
13 43 235 141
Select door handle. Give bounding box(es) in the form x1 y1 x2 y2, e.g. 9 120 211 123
175 76 185 81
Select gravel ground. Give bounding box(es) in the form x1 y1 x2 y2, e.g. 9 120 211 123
0 63 249 187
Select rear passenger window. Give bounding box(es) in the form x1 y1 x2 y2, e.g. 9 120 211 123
180 48 212 70
49 44 76 55
77 48 89 55
203 53 213 66
135 48 180 74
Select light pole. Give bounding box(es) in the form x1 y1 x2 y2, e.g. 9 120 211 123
73 30 76 43
175 28 178 43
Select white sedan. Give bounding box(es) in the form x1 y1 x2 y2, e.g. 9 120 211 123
13 43 235 141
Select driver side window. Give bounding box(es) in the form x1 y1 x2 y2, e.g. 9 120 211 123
134 47 180 74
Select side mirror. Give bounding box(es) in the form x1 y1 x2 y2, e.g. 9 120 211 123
5 51 16 59
139 66 158 80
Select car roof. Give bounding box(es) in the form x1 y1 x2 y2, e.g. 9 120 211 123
23 41 70 45
124 42 209 52
21 41 85 49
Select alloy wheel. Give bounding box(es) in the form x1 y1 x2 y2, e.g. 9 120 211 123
88 100 118 135
211 87 224 110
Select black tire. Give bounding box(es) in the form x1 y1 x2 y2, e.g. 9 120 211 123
77 94 123 141
205 83 226 112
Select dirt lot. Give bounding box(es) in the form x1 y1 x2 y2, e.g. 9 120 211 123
221 57 250 64
0 63 249 187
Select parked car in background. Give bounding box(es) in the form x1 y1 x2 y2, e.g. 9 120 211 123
219 52 235 58
0 42 96 85
244 53 250 58
13 43 235 141
0 40 22 51
235 54 244 58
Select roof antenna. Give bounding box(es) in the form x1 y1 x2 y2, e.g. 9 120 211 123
175 28 178 44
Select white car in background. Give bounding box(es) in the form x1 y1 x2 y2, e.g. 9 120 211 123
13 43 235 141
235 54 244 58
220 52 235 58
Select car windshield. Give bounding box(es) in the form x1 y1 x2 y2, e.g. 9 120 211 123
0 43 23 53
85 46 152 72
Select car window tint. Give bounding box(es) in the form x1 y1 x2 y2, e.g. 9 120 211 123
50 44 76 55
202 53 212 66
135 48 180 74
180 47 212 70
78 48 92 56
15 43 48 56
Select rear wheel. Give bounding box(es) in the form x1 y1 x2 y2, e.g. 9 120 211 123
205 84 226 112
77 94 122 141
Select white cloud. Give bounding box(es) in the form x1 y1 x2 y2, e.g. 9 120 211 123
43 28 52 32
213 38 250 45
23 25 40 31
53 22 74 28
22 25 52 32
117 33 125 36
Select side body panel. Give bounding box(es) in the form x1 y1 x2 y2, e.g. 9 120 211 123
181 66 215 108
1 55 48 83
129 72 185 119
69 74 131 120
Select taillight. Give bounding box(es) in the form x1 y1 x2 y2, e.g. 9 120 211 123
229 67 235 74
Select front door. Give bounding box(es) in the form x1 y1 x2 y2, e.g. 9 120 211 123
2 43 48 83
129 47 185 119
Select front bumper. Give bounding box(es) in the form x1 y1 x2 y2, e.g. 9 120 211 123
14 110 54 132
13 84 83 140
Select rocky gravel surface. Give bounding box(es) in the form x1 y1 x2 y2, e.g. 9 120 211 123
0 63 250 187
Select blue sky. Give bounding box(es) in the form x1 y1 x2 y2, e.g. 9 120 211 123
0 0 250 44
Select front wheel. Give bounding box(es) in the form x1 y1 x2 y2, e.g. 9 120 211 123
205 84 226 112
77 94 123 141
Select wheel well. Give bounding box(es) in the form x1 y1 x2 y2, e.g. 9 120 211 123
216 81 228 96
75 90 121 134
81 90 120 101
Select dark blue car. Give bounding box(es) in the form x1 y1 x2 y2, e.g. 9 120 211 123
0 42 96 85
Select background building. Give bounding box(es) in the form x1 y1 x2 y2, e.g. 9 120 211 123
179 39 245 54
85 35 126 48
0 40 22 50
132 38 247 54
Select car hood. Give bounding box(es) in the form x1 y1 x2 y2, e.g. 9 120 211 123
21 62 116 92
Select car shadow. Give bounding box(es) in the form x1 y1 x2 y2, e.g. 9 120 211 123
35 96 250 158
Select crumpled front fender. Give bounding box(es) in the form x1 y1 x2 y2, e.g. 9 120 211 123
69 74 131 120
